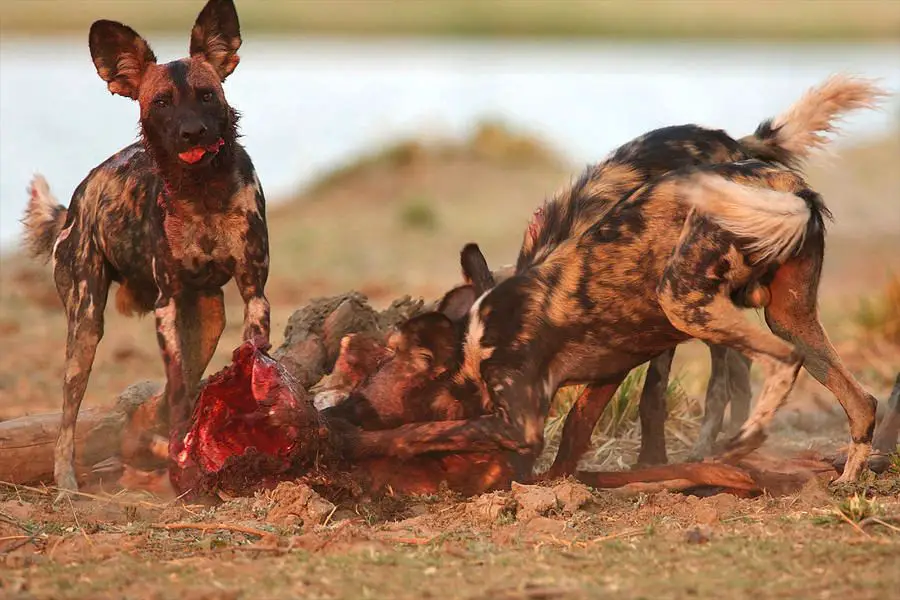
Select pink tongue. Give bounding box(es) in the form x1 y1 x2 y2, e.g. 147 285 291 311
178 139 224 164
178 147 206 164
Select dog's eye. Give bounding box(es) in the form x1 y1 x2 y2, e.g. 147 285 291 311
200 91 214 103
152 96 170 108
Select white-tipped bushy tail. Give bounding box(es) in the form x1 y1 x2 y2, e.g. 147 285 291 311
683 175 811 265
742 74 889 168
22 174 67 259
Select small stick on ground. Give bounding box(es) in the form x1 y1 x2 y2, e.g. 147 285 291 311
0 538 36 554
859 515 900 534
153 523 275 538
835 509 872 539
581 527 647 546
383 536 436 545
0 535 33 543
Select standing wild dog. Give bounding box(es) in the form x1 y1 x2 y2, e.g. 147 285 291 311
21 0 270 497
340 75 886 485
466 75 886 479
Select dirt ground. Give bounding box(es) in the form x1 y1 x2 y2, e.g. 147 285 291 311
0 123 898 598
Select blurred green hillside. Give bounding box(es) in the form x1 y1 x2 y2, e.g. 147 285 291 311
2 0 899 41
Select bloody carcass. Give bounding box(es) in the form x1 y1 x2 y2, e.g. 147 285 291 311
169 291 527 499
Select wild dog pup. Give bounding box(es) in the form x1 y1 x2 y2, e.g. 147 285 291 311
341 76 886 485
21 0 270 498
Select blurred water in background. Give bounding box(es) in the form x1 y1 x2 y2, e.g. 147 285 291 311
1 36 898 251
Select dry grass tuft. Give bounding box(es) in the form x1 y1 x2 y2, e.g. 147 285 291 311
855 272 900 346
840 273 900 387
537 368 703 472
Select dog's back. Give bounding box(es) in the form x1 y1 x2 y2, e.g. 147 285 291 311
517 74 885 274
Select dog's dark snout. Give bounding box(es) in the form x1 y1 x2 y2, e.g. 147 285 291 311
179 121 208 144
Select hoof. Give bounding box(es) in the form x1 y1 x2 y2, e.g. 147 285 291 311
635 451 668 468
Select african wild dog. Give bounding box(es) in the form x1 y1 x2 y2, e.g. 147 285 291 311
21 0 269 498
511 74 887 479
476 261 750 473
338 75 886 485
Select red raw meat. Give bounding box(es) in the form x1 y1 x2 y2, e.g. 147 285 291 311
170 341 327 496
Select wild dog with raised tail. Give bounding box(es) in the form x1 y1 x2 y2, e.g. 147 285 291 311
517 74 888 479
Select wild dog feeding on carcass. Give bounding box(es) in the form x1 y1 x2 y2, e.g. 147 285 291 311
21 0 270 498
510 73 890 479
337 75 887 486
478 260 752 472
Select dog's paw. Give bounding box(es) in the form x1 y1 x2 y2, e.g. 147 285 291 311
248 334 271 352
52 479 79 505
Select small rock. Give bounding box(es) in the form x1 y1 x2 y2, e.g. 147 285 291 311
552 481 594 513
260 482 335 528
693 503 718 525
511 482 559 519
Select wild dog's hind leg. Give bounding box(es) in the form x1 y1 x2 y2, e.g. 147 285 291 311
725 349 752 431
637 350 674 466
658 223 802 465
872 374 900 454
687 344 751 461
764 248 877 483
543 374 626 480
53 249 110 498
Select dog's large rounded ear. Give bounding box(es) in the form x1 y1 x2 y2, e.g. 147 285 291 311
460 243 496 296
190 0 242 80
89 20 157 100
437 285 478 323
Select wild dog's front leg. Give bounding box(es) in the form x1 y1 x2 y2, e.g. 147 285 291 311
637 350 674 466
154 295 190 463
543 375 626 480
235 241 270 351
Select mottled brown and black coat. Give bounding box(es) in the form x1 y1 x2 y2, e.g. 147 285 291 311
21 0 270 497
342 75 884 485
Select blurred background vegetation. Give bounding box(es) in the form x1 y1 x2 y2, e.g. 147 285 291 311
2 0 899 41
